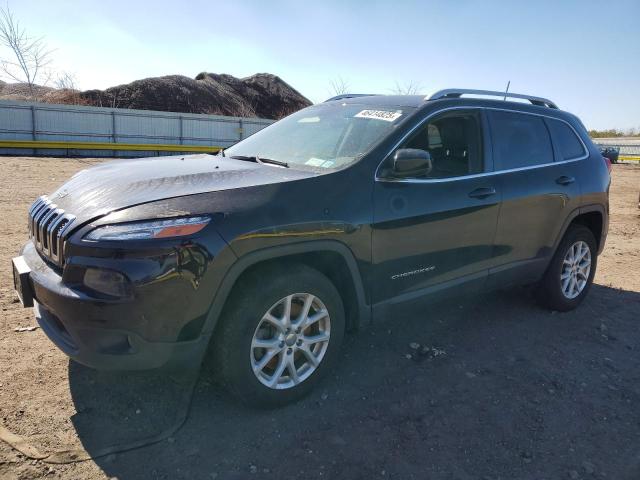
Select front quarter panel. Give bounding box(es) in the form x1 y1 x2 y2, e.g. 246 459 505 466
211 169 374 298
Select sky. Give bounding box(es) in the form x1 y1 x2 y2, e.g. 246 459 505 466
5 0 640 130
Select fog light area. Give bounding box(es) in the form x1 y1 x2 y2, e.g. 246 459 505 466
83 268 129 297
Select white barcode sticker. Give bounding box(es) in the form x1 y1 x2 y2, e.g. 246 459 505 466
305 157 326 166
354 109 402 122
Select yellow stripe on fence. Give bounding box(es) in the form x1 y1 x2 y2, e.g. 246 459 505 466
1 140 637 162
0 140 222 153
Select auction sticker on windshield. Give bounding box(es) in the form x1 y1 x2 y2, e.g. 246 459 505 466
354 110 402 122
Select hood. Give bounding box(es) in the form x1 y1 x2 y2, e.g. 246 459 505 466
47 154 315 224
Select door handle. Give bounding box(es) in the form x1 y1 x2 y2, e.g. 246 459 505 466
556 175 575 186
468 187 496 199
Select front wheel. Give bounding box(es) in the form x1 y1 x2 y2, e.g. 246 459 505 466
536 225 597 311
212 263 345 407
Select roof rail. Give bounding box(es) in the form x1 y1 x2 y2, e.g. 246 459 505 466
324 94 379 102
427 89 558 109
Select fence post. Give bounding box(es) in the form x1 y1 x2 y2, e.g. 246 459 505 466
111 111 117 143
30 106 37 140
111 111 117 158
238 119 244 141
179 115 183 145
31 105 37 155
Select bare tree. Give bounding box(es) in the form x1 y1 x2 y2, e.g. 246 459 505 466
54 71 85 104
0 5 52 98
108 91 120 109
54 71 76 90
329 77 350 96
93 90 120 109
391 80 423 95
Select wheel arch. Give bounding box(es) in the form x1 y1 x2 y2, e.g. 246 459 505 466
201 240 371 340
552 204 607 256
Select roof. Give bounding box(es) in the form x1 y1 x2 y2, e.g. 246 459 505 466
325 94 426 108
325 88 560 111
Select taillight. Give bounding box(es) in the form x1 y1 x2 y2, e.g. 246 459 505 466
603 156 612 173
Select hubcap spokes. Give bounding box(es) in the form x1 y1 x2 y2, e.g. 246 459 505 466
250 293 331 390
561 240 591 299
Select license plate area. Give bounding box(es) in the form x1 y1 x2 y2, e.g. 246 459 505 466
12 256 34 307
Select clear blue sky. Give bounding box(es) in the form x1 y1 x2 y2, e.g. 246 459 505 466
8 0 640 130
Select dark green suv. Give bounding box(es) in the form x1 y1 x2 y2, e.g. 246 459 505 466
13 89 610 406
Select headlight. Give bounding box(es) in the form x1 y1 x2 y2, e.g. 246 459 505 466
84 216 210 241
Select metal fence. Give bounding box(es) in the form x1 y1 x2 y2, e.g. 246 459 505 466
595 144 640 156
592 138 640 161
0 100 274 157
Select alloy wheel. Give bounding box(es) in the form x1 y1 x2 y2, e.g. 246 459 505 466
250 293 331 389
560 240 592 299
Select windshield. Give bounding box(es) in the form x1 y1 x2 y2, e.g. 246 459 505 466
224 103 408 170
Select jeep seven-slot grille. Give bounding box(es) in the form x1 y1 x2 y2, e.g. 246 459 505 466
28 196 76 267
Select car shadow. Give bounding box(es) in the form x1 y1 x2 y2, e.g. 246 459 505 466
68 283 640 480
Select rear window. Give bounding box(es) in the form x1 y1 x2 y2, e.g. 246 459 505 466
546 118 586 160
488 111 554 170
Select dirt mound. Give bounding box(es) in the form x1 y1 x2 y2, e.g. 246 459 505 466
0 72 311 119
0 81 55 101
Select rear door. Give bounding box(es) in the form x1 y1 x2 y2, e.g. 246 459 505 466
487 110 584 283
371 109 501 304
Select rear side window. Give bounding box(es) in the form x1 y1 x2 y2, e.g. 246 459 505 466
489 111 554 170
546 118 586 160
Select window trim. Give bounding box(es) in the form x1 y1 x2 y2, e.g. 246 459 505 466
375 106 589 184
544 117 588 161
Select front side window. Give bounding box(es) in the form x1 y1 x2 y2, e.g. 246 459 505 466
224 103 409 171
395 111 483 179
546 118 586 160
488 111 554 170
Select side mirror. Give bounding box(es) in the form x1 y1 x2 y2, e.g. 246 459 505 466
392 148 432 178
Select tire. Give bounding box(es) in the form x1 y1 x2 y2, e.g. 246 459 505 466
212 263 345 408
536 225 597 312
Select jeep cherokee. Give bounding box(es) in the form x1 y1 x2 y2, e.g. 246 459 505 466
12 88 610 406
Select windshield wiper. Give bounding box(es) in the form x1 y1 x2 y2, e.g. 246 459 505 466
230 155 289 168
257 156 289 168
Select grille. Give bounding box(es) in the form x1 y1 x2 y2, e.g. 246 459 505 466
28 196 76 267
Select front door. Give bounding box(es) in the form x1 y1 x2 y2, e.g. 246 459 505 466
371 109 501 305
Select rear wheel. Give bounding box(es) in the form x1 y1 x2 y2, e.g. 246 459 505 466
213 263 345 407
536 225 597 311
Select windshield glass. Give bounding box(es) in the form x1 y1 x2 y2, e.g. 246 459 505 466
224 103 408 170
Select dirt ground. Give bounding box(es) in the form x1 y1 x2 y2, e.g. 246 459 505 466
1 157 639 480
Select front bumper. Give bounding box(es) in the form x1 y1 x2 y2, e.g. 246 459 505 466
34 301 206 370
35 301 207 370
17 241 212 371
